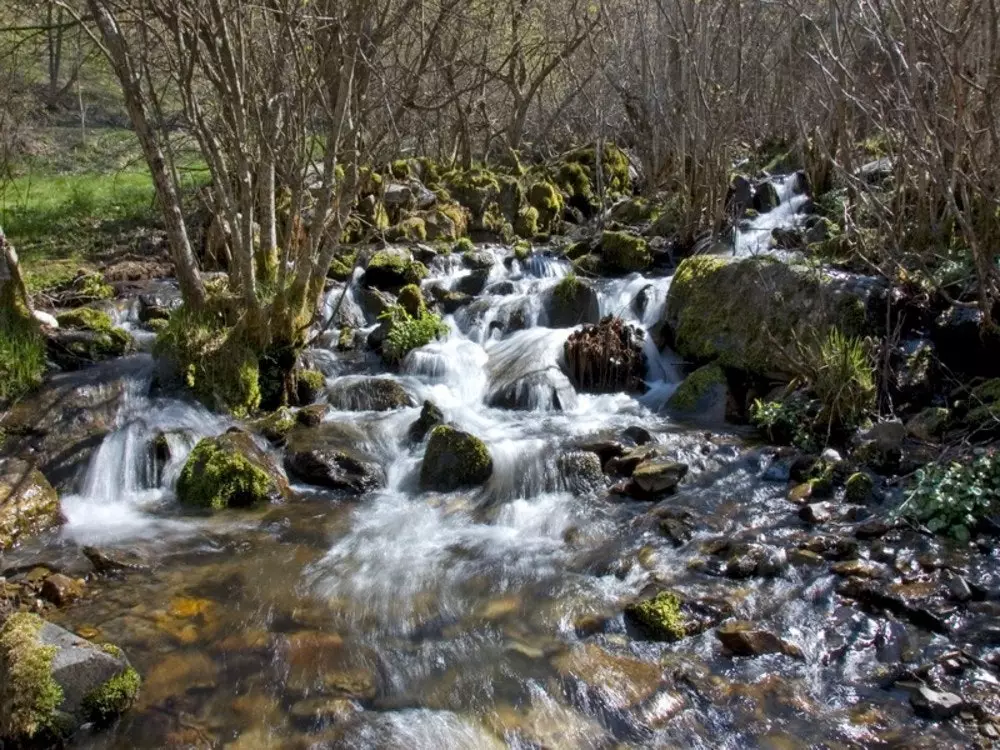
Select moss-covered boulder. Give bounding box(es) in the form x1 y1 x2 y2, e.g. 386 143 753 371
296 369 326 405
552 144 632 216
666 364 729 420
176 430 289 510
361 248 428 292
420 425 493 491
421 202 469 241
408 400 444 443
597 231 651 274
665 255 877 378
547 274 601 328
47 307 133 369
623 591 686 642
327 377 416 412
0 458 61 550
385 216 427 243
609 197 656 224
0 613 139 743
526 180 564 234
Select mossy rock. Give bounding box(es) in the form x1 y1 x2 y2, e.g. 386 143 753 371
526 180 564 233
176 430 289 510
666 364 728 419
0 614 139 742
665 255 878 378
623 591 686 642
0 458 61 550
609 197 656 224
514 206 540 239
598 231 651 274
385 216 427 243
296 369 326 405
965 379 1000 435
443 168 501 218
362 249 428 292
552 144 632 215
56 307 114 331
250 407 296 445
327 250 358 281
397 284 425 318
845 472 874 503
423 202 468 241
419 425 493 491
49 307 134 367
548 274 601 328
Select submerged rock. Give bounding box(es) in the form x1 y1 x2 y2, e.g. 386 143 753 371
632 458 688 494
0 613 140 743
564 316 646 394
420 425 493 491
0 459 61 550
408 400 444 443
556 451 606 494
176 430 290 510
284 448 386 495
327 377 416 412
716 621 804 659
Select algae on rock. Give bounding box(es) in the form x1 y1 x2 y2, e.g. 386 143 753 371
176 431 289 510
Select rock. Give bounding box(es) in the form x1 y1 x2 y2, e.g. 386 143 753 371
799 502 835 524
596 230 651 274
716 621 804 659
82 546 149 575
836 578 949 633
665 364 729 420
845 472 874 503
296 404 328 427
857 157 893 185
860 420 905 454
632 459 688 494
296 369 326 405
909 686 963 720
752 181 780 213
40 574 84 607
906 407 950 442
0 613 140 742
564 316 646 394
284 448 385 495
462 249 496 270
623 591 686 642
724 543 788 579
0 459 61 550
556 451 605 495
665 255 879 378
551 643 665 712
428 285 473 314
546 276 601 328
280 630 378 699
137 288 181 323
454 269 491 296
419 425 493 492
726 175 753 215
176 430 290 510
622 425 653 445
604 445 657 477
250 407 296 446
576 440 625 469
327 377 416 412
359 287 396 322
487 369 577 412
361 248 427 292
945 573 973 603
32 310 58 329
408 400 444 443
289 697 360 730
47 308 133 370
933 307 1000 378
831 559 886 579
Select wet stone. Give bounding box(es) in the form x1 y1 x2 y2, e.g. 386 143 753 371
799 502 836 524
83 546 149 575
724 543 788 579
40 574 85 606
289 697 361 730
716 621 805 660
909 686 963 720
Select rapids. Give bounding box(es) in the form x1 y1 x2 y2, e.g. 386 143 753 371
1 189 986 749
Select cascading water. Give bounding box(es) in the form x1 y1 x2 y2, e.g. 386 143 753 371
4 183 981 749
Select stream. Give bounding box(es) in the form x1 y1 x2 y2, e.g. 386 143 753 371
2 187 994 749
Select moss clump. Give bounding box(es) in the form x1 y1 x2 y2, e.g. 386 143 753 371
845 472 874 503
609 197 656 224
73 273 114 301
624 591 686 642
527 180 564 232
444 168 501 217
296 369 326 404
365 250 428 290
82 665 140 725
327 250 358 281
386 216 427 242
564 241 590 261
515 206 539 238
251 406 296 445
513 240 532 261
380 304 448 365
56 307 114 331
176 434 278 510
397 284 425 318
599 231 651 274
390 159 412 179
419 425 493 491
554 273 582 305
432 202 469 240
666 363 726 412
0 613 64 741
481 202 515 243
553 144 632 214
453 237 475 255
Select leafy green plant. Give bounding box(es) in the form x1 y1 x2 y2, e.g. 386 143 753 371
900 450 1000 541
379 304 448 364
750 396 820 451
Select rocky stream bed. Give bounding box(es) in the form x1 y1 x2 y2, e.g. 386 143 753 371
1 176 999 749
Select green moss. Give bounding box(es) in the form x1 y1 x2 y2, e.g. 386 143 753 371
514 206 539 238
573 254 601 276
666 364 726 412
564 241 590 261
56 307 114 331
74 273 114 301
390 159 411 179
554 273 582 305
82 665 140 725
513 240 532 261
434 202 468 239
845 472 874 503
0 613 64 740
386 216 427 242
599 231 651 274
481 202 514 242
624 591 686 642
527 180 564 232
416 157 442 185
176 436 275 510
328 250 358 281
297 369 326 403
251 406 296 444
397 283 425 318
555 161 593 204
453 237 475 255
444 168 501 217
420 425 493 491
609 197 655 224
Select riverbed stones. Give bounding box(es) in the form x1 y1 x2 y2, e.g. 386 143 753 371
632 458 688 494
0 613 139 742
420 425 493 491
285 448 385 495
47 307 134 369
328 377 417 412
176 430 290 510
0 458 61 550
909 686 963 720
716 621 804 659
40 574 85 607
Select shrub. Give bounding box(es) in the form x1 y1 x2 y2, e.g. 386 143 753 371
901 450 1000 541
750 396 821 451
380 304 448 365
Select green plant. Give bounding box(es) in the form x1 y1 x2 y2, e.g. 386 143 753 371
379 305 448 364
0 313 46 405
901 450 1000 541
750 396 821 451
809 329 875 431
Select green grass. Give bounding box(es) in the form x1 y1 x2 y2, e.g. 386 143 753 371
0 310 46 405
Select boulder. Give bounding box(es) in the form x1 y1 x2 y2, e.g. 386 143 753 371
176 430 290 510
751 181 780 213
429 286 474 314
624 589 729 642
284 448 385 495
327 378 416 412
40 574 84 607
82 546 149 575
454 269 491 296
564 316 646 394
722 543 788 579
665 364 729 420
408 400 444 443
632 459 688 494
361 248 427 292
547 275 601 328
0 613 139 742
556 451 606 495
715 621 803 659
0 459 61 550
596 231 651 274
359 287 397 322
906 407 950 442
909 686 963 720
665 255 879 378
46 308 133 370
419 425 493 491
296 369 326 405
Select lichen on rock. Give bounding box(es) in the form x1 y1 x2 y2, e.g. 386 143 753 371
0 613 63 741
176 430 288 510
624 591 686 642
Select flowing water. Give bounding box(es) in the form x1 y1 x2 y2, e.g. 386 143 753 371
3 188 988 748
